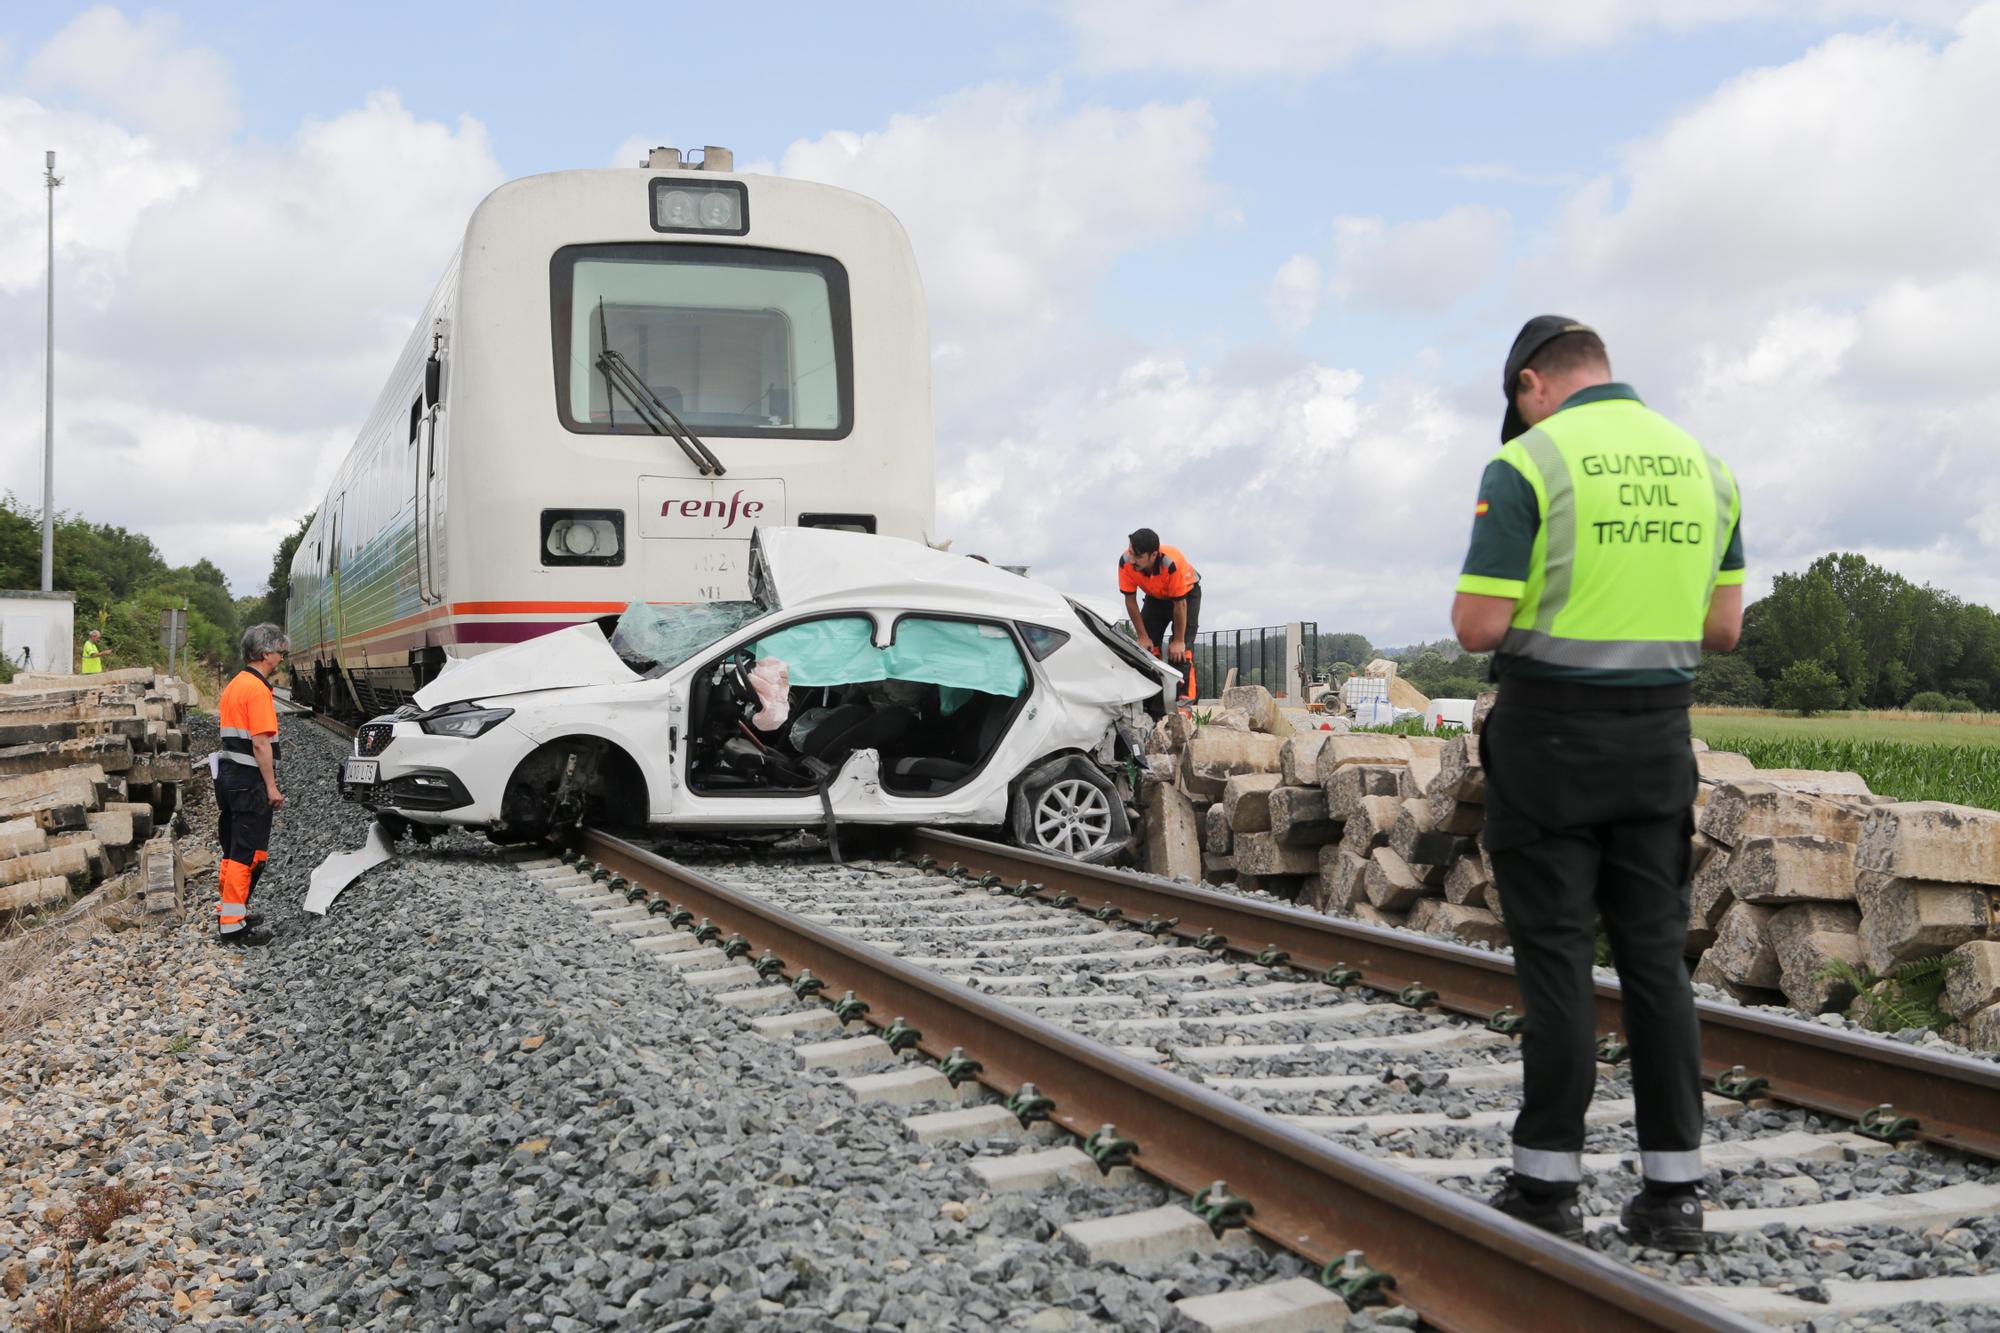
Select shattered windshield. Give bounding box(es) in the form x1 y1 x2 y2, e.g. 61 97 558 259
610 601 765 676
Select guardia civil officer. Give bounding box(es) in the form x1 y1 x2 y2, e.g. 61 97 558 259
214 623 290 947
1452 317 1743 1251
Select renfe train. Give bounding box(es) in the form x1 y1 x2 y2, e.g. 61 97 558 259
286 146 935 716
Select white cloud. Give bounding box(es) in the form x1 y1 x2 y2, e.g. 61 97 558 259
1059 0 1977 75
1331 205 1509 312
780 85 1214 354
1266 254 1322 332
940 355 1489 633
25 7 237 144
0 21 502 594
1527 5 2000 613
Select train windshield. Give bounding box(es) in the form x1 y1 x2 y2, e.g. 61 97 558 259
552 244 852 440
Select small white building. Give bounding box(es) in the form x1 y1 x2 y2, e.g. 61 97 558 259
0 591 75 675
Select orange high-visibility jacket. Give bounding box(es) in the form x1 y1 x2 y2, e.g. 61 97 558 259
1118 544 1200 600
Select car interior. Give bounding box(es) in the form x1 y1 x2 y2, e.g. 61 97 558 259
686 615 1030 798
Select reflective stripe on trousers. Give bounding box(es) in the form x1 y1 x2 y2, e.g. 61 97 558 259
217 857 253 934
1513 1145 1582 1184
1640 1148 1704 1184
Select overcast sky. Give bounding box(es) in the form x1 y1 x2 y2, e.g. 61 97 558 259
2 2 1995 646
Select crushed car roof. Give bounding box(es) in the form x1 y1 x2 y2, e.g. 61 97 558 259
757 528 1086 627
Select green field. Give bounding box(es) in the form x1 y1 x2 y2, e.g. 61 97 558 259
1691 709 2000 810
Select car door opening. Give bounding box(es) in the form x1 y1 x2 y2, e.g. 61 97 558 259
687 614 1030 798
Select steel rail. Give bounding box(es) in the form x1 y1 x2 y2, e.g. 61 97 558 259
580 828 1755 1333
907 828 2000 1162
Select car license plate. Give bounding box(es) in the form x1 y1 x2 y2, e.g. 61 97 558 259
344 758 379 785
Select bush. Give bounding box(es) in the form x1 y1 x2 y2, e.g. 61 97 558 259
1906 691 1978 714
1772 660 1845 717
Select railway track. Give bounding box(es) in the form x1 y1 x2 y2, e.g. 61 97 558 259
294 696 2000 1326
497 829 2000 1331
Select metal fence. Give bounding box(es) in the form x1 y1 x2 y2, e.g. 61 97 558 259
1191 622 1319 700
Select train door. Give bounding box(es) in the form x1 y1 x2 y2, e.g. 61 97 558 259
415 326 447 608
329 497 346 658
411 395 434 604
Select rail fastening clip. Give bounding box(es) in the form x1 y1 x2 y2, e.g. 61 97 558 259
1190 1181 1253 1237
1858 1103 1920 1143
1083 1123 1138 1172
1712 1064 1769 1101
937 1047 983 1087
882 1016 923 1054
1006 1082 1054 1125
1321 1249 1397 1310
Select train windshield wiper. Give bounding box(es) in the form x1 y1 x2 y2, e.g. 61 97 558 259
594 301 726 477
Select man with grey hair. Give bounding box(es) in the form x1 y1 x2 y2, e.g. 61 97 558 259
214 623 290 946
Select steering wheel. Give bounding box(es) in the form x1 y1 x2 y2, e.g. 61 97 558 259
726 653 758 720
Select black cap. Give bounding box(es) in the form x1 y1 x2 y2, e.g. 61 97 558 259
1501 314 1595 443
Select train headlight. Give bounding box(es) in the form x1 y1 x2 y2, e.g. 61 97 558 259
698 191 738 229
648 179 749 236
540 509 625 566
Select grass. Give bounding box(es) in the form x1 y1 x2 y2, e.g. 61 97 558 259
1692 708 2000 747
1693 711 2000 810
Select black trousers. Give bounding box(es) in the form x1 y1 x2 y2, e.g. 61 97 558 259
1140 585 1201 701
1481 690 1705 1186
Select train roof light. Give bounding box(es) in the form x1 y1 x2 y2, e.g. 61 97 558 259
649 178 748 235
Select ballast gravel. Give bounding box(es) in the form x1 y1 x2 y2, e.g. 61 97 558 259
180 716 1319 1330
711 851 2000 1329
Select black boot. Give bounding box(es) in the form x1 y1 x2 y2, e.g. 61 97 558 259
219 927 272 948
1489 1177 1583 1242
1620 1187 1704 1252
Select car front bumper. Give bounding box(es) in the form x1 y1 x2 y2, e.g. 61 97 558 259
336 722 517 824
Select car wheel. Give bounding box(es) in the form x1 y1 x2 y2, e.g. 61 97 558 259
1010 755 1129 864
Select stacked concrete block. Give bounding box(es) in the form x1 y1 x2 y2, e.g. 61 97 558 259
1268 786 1341 846
0 672 194 919
1132 687 2000 1048
1221 772 1284 833
1852 803 2000 979
1767 902 1865 1013
1143 781 1204 883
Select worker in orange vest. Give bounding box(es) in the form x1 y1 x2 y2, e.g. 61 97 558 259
214 624 288 946
1118 527 1201 702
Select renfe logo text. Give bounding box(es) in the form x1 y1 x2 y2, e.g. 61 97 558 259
661 489 766 530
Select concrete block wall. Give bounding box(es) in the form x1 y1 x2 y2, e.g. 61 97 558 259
1135 685 2000 1051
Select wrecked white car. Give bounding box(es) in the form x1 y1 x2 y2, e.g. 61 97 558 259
336 528 1179 864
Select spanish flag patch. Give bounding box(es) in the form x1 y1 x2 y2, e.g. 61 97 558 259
1474 500 1490 516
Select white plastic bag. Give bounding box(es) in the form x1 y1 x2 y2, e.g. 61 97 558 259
748 657 791 731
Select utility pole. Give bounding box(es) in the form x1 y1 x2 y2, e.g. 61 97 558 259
41 150 62 593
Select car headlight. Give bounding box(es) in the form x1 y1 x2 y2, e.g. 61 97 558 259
418 705 514 739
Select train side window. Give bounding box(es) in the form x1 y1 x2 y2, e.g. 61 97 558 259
409 398 422 443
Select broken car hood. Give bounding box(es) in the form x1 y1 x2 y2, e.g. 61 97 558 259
413 622 634 708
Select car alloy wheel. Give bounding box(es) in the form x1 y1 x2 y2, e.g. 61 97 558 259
1032 776 1114 858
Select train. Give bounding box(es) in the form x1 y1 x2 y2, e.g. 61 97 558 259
286 146 936 717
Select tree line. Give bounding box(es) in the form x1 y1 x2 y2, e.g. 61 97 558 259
1698 553 1999 714
0 496 311 679
1310 553 1997 715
